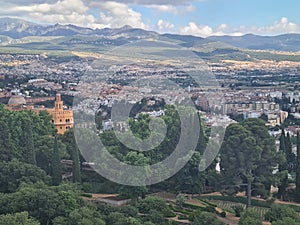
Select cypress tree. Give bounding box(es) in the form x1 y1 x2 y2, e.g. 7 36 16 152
0 120 13 162
285 132 295 172
296 132 300 202
52 135 62 185
279 129 286 152
278 129 288 200
62 130 81 183
72 146 81 183
21 118 36 165
196 113 207 154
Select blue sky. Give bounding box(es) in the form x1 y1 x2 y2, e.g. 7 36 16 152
1 0 300 37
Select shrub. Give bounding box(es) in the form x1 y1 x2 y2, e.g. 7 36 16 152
204 205 216 213
178 215 189 220
239 208 262 225
80 193 92 198
163 209 176 218
232 205 244 217
220 211 226 217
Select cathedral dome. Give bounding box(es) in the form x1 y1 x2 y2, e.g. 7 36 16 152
8 95 26 105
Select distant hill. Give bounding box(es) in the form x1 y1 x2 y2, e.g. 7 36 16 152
0 17 157 39
206 33 300 52
0 17 300 52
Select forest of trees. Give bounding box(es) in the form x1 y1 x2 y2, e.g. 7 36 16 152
0 104 300 224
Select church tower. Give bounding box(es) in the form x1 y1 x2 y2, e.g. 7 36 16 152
48 94 73 134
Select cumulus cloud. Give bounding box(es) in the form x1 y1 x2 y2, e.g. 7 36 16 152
13 0 88 15
5 0 97 26
253 17 300 34
180 22 214 37
157 19 174 31
147 4 195 15
148 5 178 14
0 0 147 29
97 1 147 29
6 0 204 6
180 17 300 37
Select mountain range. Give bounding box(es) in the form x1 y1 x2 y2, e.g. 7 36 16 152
1 17 300 52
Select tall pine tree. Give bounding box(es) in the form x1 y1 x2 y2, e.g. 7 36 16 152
220 119 278 208
285 132 295 172
21 118 36 165
0 120 14 162
296 132 300 202
72 146 81 183
278 129 288 200
51 135 62 186
62 130 81 183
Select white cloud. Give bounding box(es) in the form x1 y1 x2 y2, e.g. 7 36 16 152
180 22 213 37
13 0 89 14
180 17 300 37
0 0 147 29
97 1 147 29
148 4 195 15
1 0 204 6
184 4 196 12
148 5 178 14
2 0 95 26
255 17 300 34
157 19 174 31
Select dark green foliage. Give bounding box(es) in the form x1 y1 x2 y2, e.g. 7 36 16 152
278 129 288 200
279 129 286 152
259 113 268 122
62 129 81 183
238 208 262 225
35 135 66 175
199 195 271 208
138 197 170 215
0 119 14 161
232 205 244 217
53 206 105 225
272 217 300 225
0 212 39 225
119 205 139 217
265 205 300 223
182 202 215 213
144 210 165 225
285 132 296 172
0 107 59 171
192 211 224 225
175 194 187 208
220 211 226 217
52 136 62 186
20 118 36 165
220 119 278 207
0 159 51 193
178 214 189 220
296 132 300 202
229 113 245 122
0 184 82 225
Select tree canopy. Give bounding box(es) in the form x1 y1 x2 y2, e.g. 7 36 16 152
220 118 278 207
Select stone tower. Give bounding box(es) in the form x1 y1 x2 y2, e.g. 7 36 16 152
48 94 73 134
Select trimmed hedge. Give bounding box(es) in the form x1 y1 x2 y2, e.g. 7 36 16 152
199 199 218 207
199 195 300 212
182 202 216 213
178 215 189 220
199 196 271 208
80 193 93 198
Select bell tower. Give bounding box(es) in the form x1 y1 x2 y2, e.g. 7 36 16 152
55 94 63 110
